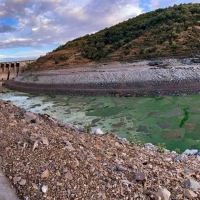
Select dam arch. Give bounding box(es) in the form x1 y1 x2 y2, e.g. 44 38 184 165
0 60 35 81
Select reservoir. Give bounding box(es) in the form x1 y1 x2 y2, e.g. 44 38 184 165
0 85 200 152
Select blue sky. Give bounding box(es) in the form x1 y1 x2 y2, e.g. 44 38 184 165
0 0 200 62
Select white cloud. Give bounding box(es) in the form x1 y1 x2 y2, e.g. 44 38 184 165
1 0 199 60
0 0 144 50
149 0 160 10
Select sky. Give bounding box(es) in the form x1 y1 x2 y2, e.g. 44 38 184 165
0 0 200 62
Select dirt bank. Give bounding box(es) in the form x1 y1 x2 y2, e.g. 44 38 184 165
0 99 200 199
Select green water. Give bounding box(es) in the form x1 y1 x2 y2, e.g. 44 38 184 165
0 88 200 152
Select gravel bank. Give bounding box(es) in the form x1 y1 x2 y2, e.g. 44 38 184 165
3 58 200 96
0 99 200 199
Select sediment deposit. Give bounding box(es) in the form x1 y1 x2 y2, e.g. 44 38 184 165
3 58 200 96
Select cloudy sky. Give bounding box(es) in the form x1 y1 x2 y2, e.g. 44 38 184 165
0 0 200 62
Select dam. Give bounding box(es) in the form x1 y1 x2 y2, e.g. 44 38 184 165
0 60 35 81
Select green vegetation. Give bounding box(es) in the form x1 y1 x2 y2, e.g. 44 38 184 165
129 136 145 147
84 124 92 133
53 3 200 61
174 148 181 154
157 143 166 153
179 107 189 128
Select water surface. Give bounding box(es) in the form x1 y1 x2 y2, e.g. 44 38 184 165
0 86 200 152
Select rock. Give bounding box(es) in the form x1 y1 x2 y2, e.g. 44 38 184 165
41 185 48 193
18 179 26 186
163 157 172 162
135 172 147 182
195 151 200 156
156 188 171 200
154 195 161 200
197 155 200 161
13 176 21 184
41 169 49 179
32 140 39 151
32 183 39 190
92 128 104 135
192 58 200 63
145 143 158 151
183 149 198 155
183 189 197 198
183 168 191 174
174 153 187 162
148 61 163 66
164 149 170 154
183 179 200 190
42 137 49 146
120 180 132 186
115 165 127 171
24 111 37 123
65 145 75 151
65 172 73 180
56 170 61 177
181 58 192 65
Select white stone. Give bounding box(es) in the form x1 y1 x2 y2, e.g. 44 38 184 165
92 128 104 135
41 185 48 193
95 128 104 135
184 149 198 155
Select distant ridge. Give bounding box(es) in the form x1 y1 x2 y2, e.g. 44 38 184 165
31 3 200 69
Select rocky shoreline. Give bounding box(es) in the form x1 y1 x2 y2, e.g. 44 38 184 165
3 58 200 96
0 99 200 199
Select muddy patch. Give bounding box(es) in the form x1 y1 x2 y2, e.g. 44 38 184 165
157 121 172 129
183 123 195 130
136 125 149 133
111 122 126 128
162 129 181 139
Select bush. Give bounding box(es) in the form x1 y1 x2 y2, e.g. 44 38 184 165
157 143 166 153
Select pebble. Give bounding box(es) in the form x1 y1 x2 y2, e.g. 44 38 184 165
18 179 26 186
183 168 191 174
115 165 127 171
41 185 48 193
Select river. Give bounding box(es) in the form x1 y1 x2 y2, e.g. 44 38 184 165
0 85 200 152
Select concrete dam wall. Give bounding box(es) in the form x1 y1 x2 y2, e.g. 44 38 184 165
0 60 35 81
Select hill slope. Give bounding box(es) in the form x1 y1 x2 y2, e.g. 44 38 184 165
31 3 200 69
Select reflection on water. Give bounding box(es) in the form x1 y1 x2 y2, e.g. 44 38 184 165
0 86 200 152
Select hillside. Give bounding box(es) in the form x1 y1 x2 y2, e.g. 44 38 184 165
31 3 200 69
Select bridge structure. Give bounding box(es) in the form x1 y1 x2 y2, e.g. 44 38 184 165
0 60 35 81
